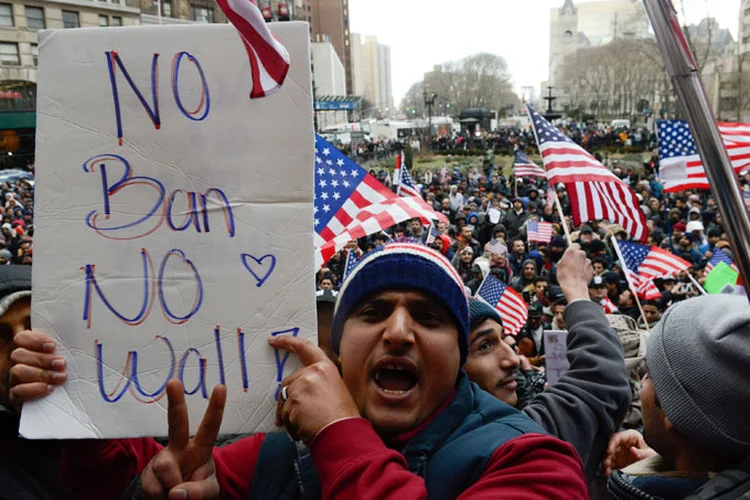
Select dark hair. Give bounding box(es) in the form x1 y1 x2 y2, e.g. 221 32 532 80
533 275 549 286
592 257 608 267
707 228 722 238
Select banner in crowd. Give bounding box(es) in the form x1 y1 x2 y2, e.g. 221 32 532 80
22 23 316 438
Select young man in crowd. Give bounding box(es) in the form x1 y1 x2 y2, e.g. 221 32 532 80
508 238 527 276
464 244 631 482
605 295 749 498
517 302 546 357
11 244 588 499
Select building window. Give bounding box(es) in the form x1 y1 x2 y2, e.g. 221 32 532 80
0 42 19 65
0 3 14 27
99 15 108 26
62 10 79 28
25 6 44 29
31 43 37 66
162 0 171 17
192 6 212 23
112 16 121 26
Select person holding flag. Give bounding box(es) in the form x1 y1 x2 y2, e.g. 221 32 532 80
464 244 631 482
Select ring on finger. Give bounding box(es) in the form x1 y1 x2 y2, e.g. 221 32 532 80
281 385 289 403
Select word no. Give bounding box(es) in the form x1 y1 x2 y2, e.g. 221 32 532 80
107 51 210 146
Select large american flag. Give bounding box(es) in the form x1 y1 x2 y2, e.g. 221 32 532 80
615 240 691 299
657 120 750 193
514 151 547 178
706 247 738 273
215 0 290 98
527 220 553 243
526 103 647 242
477 275 528 336
314 136 443 267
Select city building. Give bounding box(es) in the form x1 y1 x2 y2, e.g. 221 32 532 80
548 0 649 88
311 41 345 96
135 0 225 24
0 0 140 166
350 33 392 116
310 0 351 94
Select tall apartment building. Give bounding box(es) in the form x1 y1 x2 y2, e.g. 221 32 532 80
310 0 350 94
350 33 392 116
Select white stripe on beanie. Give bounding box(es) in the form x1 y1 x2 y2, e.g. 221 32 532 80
335 243 467 317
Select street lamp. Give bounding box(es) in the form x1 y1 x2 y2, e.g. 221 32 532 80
423 91 437 150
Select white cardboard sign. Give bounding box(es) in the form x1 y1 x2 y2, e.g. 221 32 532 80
21 23 316 438
543 330 569 385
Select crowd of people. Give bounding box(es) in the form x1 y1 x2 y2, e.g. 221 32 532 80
0 177 34 266
2 139 749 499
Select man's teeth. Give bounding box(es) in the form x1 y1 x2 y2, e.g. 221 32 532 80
382 388 407 396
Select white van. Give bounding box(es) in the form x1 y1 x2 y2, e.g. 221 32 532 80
611 119 631 129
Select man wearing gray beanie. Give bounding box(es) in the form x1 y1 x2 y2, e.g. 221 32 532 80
606 294 750 499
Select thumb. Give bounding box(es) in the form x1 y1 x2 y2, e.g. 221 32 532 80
268 335 327 367
630 446 654 461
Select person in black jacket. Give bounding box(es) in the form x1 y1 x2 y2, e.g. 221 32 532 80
0 265 72 500
463 244 631 482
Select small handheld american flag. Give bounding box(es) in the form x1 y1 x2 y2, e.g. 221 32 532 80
527 220 553 244
343 249 360 281
614 240 691 299
706 247 738 273
477 275 528 336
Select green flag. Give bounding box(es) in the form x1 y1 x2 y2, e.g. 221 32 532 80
704 262 739 294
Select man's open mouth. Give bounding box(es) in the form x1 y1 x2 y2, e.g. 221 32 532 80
371 358 419 397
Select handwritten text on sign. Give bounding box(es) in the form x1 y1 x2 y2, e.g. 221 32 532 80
22 23 315 439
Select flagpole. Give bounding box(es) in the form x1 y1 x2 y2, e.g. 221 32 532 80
688 274 707 295
643 0 750 304
554 196 573 246
611 237 651 333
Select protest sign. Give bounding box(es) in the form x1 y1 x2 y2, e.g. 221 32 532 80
21 22 316 439
705 261 739 294
543 330 569 385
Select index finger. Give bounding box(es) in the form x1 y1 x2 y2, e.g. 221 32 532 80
14 331 57 353
167 379 190 451
192 384 226 450
268 336 328 367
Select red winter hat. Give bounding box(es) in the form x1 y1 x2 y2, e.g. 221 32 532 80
673 221 687 232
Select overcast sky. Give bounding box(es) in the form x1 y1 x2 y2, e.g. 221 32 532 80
349 0 741 106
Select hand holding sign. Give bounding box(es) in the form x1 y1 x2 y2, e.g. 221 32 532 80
141 380 225 499
8 330 67 410
270 336 360 444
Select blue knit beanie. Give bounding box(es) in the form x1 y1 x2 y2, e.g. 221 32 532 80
331 243 470 365
468 298 502 330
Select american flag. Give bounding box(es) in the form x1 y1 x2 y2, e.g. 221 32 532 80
393 151 404 188
706 247 738 273
313 136 444 267
343 248 360 281
657 120 750 192
425 225 441 245
477 275 528 336
514 151 547 178
487 239 507 256
615 240 691 298
600 297 619 314
527 220 553 243
546 185 557 212
398 164 421 198
215 0 290 98
638 279 663 301
526 103 647 242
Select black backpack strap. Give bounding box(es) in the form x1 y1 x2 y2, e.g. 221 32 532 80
686 456 750 500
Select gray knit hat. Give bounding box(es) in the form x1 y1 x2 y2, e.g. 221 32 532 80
646 295 750 462
0 265 31 316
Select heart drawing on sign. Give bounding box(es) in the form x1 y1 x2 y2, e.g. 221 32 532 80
241 253 276 288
